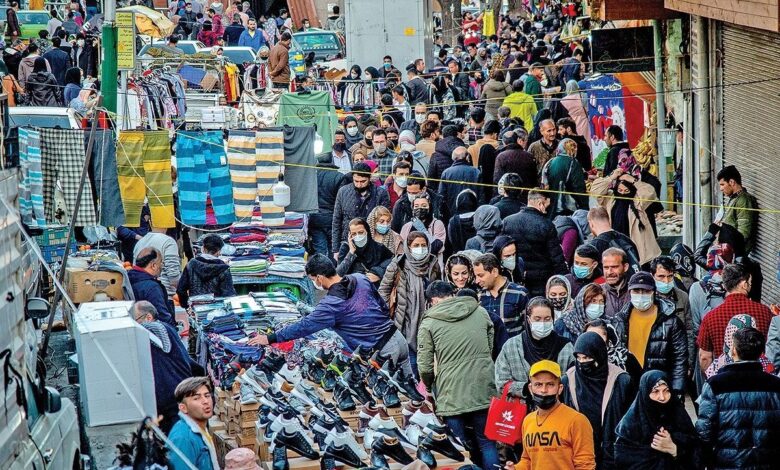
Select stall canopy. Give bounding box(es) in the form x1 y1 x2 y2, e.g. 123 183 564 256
117 5 174 38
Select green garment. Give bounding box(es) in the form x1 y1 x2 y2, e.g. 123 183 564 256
721 189 758 253
417 296 496 416
524 74 543 110
544 155 589 218
502 91 538 133
277 90 338 152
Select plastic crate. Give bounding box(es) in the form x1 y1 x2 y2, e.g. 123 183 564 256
34 225 71 247
40 243 77 264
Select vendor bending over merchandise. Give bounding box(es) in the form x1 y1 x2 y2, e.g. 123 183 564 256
248 254 414 377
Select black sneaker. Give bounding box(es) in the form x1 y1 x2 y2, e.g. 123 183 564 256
333 379 356 411
420 432 465 462
371 435 413 465
366 368 381 390
423 423 466 451
259 352 287 381
316 349 335 368
274 428 320 460
321 368 338 392
272 444 289 470
343 366 374 405
392 368 425 402
320 456 337 470
323 443 365 468
417 445 437 468
351 345 373 365
328 353 350 375
369 450 389 470
380 381 401 409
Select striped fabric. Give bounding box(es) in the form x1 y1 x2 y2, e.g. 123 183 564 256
39 128 97 226
19 128 45 227
117 131 176 228
227 130 258 219
256 130 285 226
177 131 235 225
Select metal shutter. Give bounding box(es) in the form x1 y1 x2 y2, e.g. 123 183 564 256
722 24 780 303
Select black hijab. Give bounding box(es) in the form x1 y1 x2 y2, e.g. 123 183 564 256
343 115 363 147
521 298 570 365
573 332 609 438
611 180 640 236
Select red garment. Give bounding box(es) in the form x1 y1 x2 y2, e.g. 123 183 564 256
385 181 403 210
697 293 773 354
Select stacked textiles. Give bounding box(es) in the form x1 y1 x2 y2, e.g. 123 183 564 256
267 255 306 279
229 258 270 277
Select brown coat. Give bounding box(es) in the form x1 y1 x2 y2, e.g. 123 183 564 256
591 175 662 265
269 41 290 85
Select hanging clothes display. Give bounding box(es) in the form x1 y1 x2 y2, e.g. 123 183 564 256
125 72 187 132
224 63 240 102
117 130 176 228
239 89 285 128
39 128 97 226
18 127 45 227
255 130 285 227
87 130 125 227
243 62 270 92
176 131 235 226
276 90 338 153
281 126 318 213
226 130 258 219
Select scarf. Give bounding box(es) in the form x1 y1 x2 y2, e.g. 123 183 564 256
573 332 609 439
400 233 436 349
520 314 569 365
343 115 364 147
545 274 573 319
611 197 632 237
142 321 172 353
367 206 397 252
705 314 774 378
560 282 598 338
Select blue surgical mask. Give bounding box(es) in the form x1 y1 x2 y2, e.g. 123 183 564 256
655 280 674 294
353 233 367 247
530 321 553 339
410 246 428 260
376 223 390 235
501 256 516 271
572 264 591 279
585 303 604 320
630 293 654 311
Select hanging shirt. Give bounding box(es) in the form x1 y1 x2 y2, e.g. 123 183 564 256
277 90 338 153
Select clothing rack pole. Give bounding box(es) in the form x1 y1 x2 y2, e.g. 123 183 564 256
40 98 101 360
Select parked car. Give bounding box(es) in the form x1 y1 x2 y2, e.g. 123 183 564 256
293 29 345 63
9 107 82 130
138 40 206 56
16 10 49 39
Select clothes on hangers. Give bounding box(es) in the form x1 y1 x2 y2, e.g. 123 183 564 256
18 127 45 227
276 90 338 153
87 129 125 227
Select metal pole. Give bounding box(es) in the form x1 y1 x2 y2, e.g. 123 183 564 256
101 0 118 113
653 19 668 209
118 70 128 129
696 17 712 227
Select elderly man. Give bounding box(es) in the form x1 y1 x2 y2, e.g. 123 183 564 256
438 146 482 222
127 248 176 327
400 102 428 138
527 118 558 173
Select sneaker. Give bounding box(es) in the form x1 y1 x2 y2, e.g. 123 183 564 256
419 432 465 462
239 382 258 405
278 363 303 385
332 379 356 411
402 400 423 428
272 444 289 470
416 444 436 468
321 368 338 392
369 449 389 470
343 365 374 405
303 350 326 383
274 427 320 460
410 401 440 429
357 403 383 437
350 345 373 365
258 404 275 428
311 414 336 449
315 348 335 369
392 368 425 402
422 424 465 452
258 352 287 381
380 382 401 409
328 353 350 375
405 424 423 447
292 381 321 408
371 435 413 465
323 443 364 468
324 425 369 461
369 412 415 450
240 365 272 394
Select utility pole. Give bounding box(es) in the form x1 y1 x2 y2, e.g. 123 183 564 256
102 0 118 113
653 19 668 209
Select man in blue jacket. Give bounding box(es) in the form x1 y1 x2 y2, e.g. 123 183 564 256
248 254 413 376
167 377 219 469
127 248 176 327
237 18 266 52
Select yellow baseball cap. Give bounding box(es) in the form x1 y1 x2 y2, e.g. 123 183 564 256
529 360 561 378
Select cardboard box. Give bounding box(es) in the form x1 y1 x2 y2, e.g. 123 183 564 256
66 269 124 303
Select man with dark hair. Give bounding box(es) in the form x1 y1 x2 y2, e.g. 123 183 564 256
391 171 442 232
716 165 758 254
177 234 236 308
651 256 694 374
603 125 629 176
42 36 70 85
587 206 641 273
368 128 398 176
557 117 592 172
391 85 411 123
6 2 20 40
249 254 415 380
697 263 773 374
468 118 500 169
466 107 486 146
696 327 780 469
565 243 604 297
269 31 291 87
493 127 536 201
132 301 199 434
502 190 567 296
405 63 428 104
167 377 217 468
473 253 528 338
326 4 344 33
128 248 176 327
418 280 500 470
331 162 390 257
427 124 466 193
416 120 440 158
386 161 411 209
439 146 481 221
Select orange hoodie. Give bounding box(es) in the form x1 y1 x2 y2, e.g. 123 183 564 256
516 403 595 470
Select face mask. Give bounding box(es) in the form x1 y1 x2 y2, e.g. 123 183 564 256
572 264 592 280
585 303 604 320
313 277 325 291
410 246 428 260
415 113 426 124
395 176 408 188
530 321 553 339
655 280 674 294
413 207 429 219
407 193 419 203
502 256 516 271
389 138 399 148
353 233 367 248
346 127 359 137
332 142 346 152
576 360 599 376
365 137 373 147
384 63 391 69
350 73 358 79
374 143 387 154
77 39 85 47
548 297 566 311
532 392 557 410
631 293 654 311
376 223 390 235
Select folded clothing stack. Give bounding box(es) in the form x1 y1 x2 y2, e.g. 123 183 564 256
202 313 246 341
268 239 306 257
226 295 264 317
229 258 269 277
267 256 306 279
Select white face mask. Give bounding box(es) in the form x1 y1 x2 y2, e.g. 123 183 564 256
501 256 516 271
77 39 85 47
415 114 426 124
346 127 358 137
395 176 408 188
353 233 367 247
585 303 604 320
530 321 554 339
410 246 428 260
400 142 416 152
630 293 654 311
312 276 325 291
407 193 419 203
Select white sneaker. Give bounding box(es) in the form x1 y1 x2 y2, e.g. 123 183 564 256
368 415 415 450
324 427 369 461
277 363 303 385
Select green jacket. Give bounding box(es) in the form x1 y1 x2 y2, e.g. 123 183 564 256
722 189 757 253
524 75 543 110
417 296 496 416
544 154 588 218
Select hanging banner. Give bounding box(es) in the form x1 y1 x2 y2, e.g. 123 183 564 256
116 12 136 71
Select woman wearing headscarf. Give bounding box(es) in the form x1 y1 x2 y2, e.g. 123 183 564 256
23 57 60 106
338 65 362 108
445 252 477 292
446 189 478 254
378 231 442 373
555 283 605 344
494 297 574 400
614 370 699 469
343 115 364 148
465 204 502 252
335 217 394 284
591 165 662 265
562 332 633 470
545 274 573 320
431 74 462 121
362 160 382 187
400 193 446 269
367 205 401 253
561 80 591 142
491 235 525 285
704 314 774 378
542 138 588 219
490 173 527 216
63 67 82 104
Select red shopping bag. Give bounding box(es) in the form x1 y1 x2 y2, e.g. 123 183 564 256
484 382 527 444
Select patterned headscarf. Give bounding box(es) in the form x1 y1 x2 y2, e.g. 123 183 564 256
367 206 398 252
617 148 642 179
705 314 774 378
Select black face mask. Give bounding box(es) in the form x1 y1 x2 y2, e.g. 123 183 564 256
576 360 598 376
333 142 347 152
413 207 429 220
365 137 373 147
532 393 557 410
549 297 566 311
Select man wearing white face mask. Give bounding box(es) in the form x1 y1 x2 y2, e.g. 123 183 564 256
651 256 694 376
386 161 411 210
612 272 688 398
399 103 428 139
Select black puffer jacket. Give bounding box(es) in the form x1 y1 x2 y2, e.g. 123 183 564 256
23 71 61 106
176 256 237 308
696 361 780 469
427 136 464 192
611 298 688 392
332 184 390 252
501 206 567 296
316 154 349 214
